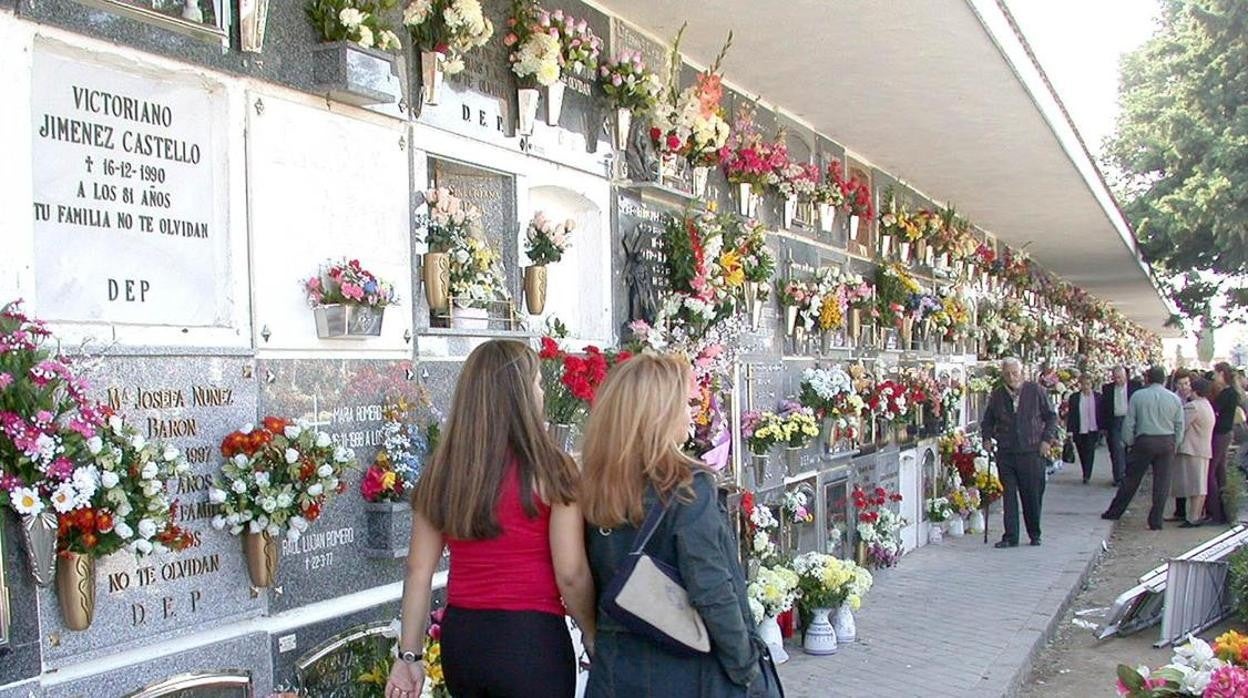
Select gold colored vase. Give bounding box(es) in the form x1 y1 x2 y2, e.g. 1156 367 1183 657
422 252 450 312
56 552 95 631
524 265 548 315
243 532 279 589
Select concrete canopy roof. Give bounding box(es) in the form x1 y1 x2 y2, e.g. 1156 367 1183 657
592 0 1174 334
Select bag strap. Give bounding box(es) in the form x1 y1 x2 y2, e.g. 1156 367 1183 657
629 497 669 555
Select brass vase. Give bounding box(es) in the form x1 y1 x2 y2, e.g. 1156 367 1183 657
524 265 548 315
751 453 769 489
847 309 861 345
855 540 868 567
243 532 279 589
56 552 95 631
422 252 450 312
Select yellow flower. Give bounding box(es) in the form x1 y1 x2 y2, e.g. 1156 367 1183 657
381 470 396 490
719 250 745 287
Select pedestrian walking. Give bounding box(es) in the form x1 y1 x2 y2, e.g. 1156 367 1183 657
1169 376 1215 527
579 354 779 698
1067 373 1102 484
1101 366 1142 487
980 357 1058 548
1206 362 1242 524
1101 366 1186 530
387 340 594 698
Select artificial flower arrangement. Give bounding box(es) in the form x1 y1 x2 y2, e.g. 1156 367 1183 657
660 210 736 337
777 279 815 335
930 288 973 342
853 485 906 569
773 160 821 203
719 105 788 197
790 551 873 613
925 497 953 523
506 0 561 87
210 417 357 545
747 563 800 624
524 211 574 266
419 188 481 253
360 398 439 504
741 489 780 564
874 263 923 328
1115 630 1248 697
450 234 508 310
841 171 875 234
939 428 991 487
537 335 631 427
403 0 493 75
933 374 965 424
597 51 662 120
814 161 848 209
776 400 821 449
946 485 980 518
648 24 733 168
303 259 398 309
542 8 602 77
931 205 978 265
741 409 788 456
306 0 403 51
720 216 775 304
782 488 814 525
799 365 864 438
867 379 917 424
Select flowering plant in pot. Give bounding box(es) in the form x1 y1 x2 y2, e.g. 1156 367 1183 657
522 211 575 315
719 105 787 215
791 551 873 651
0 301 107 587
1114 630 1248 697
306 0 404 105
403 0 493 105
209 417 357 588
813 160 848 232
304 259 397 338
597 51 661 151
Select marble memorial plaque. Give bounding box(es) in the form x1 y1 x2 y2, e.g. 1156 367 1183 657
293 621 393 696
0 515 41 688
614 191 671 329
427 157 519 310
30 47 231 328
259 359 424 612
38 355 262 666
823 478 850 558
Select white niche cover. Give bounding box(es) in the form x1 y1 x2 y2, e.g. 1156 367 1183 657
526 184 611 344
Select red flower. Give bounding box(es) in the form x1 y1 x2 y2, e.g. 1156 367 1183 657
666 134 682 151
649 126 662 142
539 336 561 360
95 510 114 533
262 416 287 435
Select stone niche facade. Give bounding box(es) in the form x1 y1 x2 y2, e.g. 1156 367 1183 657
0 0 974 693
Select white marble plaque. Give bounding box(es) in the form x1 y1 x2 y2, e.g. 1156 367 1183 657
30 49 230 327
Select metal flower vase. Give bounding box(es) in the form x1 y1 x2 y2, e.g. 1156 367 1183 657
879 234 892 258
898 241 911 262
422 252 450 312
313 304 385 338
736 183 757 217
523 265 548 315
691 166 710 199
741 282 762 329
818 203 835 232
549 423 575 453
783 447 803 476
783 197 797 228
849 214 861 239
803 607 838 655
517 88 540 136
243 531 279 589
420 50 445 105
834 604 857 643
751 453 769 488
56 551 95 631
311 41 399 107
545 80 566 126
20 511 58 587
612 108 631 152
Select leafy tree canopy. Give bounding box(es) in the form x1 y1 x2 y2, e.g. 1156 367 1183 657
1104 0 1248 328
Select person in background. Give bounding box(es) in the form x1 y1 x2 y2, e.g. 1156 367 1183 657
1234 369 1248 476
1067 373 1102 484
1166 369 1191 522
1207 362 1242 525
980 357 1058 548
580 353 768 697
1101 366 1143 488
1170 376 1215 527
1102 366 1186 530
387 340 595 698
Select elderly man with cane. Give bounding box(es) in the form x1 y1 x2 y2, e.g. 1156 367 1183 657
980 357 1059 548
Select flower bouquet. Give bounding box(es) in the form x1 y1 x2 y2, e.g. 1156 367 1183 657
791 551 873 651
522 211 575 315
1114 631 1248 697
719 105 787 216
874 262 922 330
660 210 736 337
423 608 451 698
448 234 508 323
777 280 814 336
403 0 493 104
304 258 397 339
741 490 780 564
532 7 601 126
360 399 436 504
799 365 864 447
506 0 561 132
597 51 661 150
648 25 732 185
925 497 953 523
418 188 481 312
853 485 906 569
776 401 819 475
741 410 786 457
721 217 774 327
538 336 630 447
782 488 814 525
307 0 403 51
773 160 820 228
747 563 799 626
841 172 874 241
814 161 848 232
209 417 357 587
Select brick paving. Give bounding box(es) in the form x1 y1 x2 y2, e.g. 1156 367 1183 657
778 454 1117 697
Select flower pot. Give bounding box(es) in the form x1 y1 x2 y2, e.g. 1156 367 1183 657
56 552 95 631
783 197 797 229
523 265 548 315
900 317 913 349
612 108 631 152
898 241 911 262
967 509 985 534
802 607 838 655
849 214 861 239
422 251 450 312
819 330 832 355
19 512 58 587
737 183 756 217
549 423 575 453
824 418 838 450
915 239 928 265
818 203 835 233
311 41 399 107
243 532 279 589
783 305 798 336
847 309 861 345
313 304 385 339
545 80 566 127
451 305 489 331
758 614 789 664
937 252 951 270
928 524 944 544
363 501 412 558
691 166 710 199
854 540 867 567
783 447 804 477
948 516 965 537
751 453 769 488
833 604 857 644
420 50 445 105
879 235 892 258
517 88 540 136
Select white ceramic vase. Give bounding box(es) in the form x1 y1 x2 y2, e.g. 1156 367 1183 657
758 614 789 664
802 607 838 655
833 604 857 644
968 509 985 533
947 516 965 537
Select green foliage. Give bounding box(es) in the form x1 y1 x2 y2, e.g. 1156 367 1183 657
1227 543 1248 624
1224 460 1245 521
305 0 401 50
1103 0 1248 327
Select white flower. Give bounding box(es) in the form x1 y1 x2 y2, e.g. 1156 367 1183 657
232 479 248 494
226 513 241 525
10 487 44 515
51 483 78 513
290 515 309 532
749 597 765 625
101 470 120 488
284 425 303 440
378 29 402 52
230 525 244 536
153 542 169 555
260 497 278 513
130 539 153 556
254 471 271 488
87 436 103 455
233 454 249 468
131 434 147 450
403 0 433 26
248 519 263 534
285 448 300 464
287 529 302 544
141 461 158 480
142 480 164 497
138 518 158 539
356 25 375 48
333 447 353 463
116 500 133 517
114 520 134 539
208 487 227 504
163 446 179 462
307 483 324 497
174 460 189 474
338 7 365 29
316 432 332 448
266 524 281 537
276 492 294 509
210 516 226 531
317 464 333 478
108 415 123 431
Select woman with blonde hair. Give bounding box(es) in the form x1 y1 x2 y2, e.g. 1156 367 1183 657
581 353 773 697
386 340 595 698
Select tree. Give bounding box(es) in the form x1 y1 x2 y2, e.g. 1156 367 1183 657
1103 0 1248 328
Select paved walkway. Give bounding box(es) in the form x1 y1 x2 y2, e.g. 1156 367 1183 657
778 453 1117 697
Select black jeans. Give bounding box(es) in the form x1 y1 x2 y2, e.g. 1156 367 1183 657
999 451 1046 544
1107 417 1127 484
442 606 576 698
1074 432 1099 481
1105 434 1176 529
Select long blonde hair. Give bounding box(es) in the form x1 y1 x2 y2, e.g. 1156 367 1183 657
412 340 578 539
581 353 699 528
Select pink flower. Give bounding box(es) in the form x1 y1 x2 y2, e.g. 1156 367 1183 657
340 283 365 301
0 373 11 389
1206 666 1248 698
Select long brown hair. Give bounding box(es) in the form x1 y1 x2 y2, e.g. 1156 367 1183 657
581 353 699 528
412 340 577 540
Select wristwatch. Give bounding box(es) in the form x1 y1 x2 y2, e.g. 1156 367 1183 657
398 649 420 664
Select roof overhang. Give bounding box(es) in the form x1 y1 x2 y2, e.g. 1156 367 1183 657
591 0 1176 335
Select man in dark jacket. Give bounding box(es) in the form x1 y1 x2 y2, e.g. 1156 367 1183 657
1101 365 1185 530
1067 373 1102 484
1101 367 1143 487
981 357 1059 547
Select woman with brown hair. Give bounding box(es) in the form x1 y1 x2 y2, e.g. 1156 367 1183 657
581 353 770 697
386 340 595 698
1207 362 1242 525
